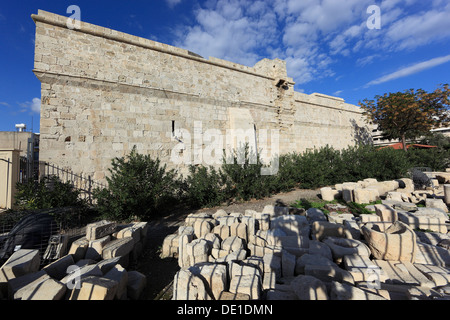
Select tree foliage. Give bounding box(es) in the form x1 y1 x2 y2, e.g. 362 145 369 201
359 84 450 151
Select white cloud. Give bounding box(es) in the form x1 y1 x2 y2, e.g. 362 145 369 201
171 0 450 88
19 98 41 114
0 101 10 107
165 0 183 9
365 54 450 87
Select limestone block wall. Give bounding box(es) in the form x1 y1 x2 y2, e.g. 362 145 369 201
32 10 370 184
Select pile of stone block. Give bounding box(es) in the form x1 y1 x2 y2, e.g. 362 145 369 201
0 220 148 300
320 178 416 204
162 200 450 300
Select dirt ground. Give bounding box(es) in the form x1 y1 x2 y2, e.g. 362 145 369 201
135 187 322 300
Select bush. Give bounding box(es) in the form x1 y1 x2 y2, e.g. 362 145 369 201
406 147 450 171
221 143 276 201
14 175 83 211
183 165 228 209
93 146 180 221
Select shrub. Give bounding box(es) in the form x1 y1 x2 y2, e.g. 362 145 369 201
15 175 83 211
406 147 450 171
93 146 180 221
184 165 228 209
221 143 276 201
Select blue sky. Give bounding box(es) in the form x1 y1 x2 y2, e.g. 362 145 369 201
0 0 449 133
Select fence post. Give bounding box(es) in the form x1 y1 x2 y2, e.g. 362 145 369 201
88 175 92 205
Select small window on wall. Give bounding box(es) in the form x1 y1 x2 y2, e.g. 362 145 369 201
172 120 175 137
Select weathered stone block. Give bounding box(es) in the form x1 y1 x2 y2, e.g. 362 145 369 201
0 249 40 284
70 276 118 300
85 235 110 260
161 233 179 259
186 239 210 266
173 268 208 300
320 187 340 201
362 221 417 262
311 221 351 241
374 204 397 222
42 254 75 280
102 237 134 260
104 264 128 300
229 274 261 300
15 273 66 300
290 275 328 300
221 236 245 252
68 237 89 262
271 215 309 236
85 220 116 241
295 254 337 275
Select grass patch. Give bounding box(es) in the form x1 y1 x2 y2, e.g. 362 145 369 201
290 198 382 216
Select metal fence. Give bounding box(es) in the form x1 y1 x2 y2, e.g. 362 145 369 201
39 162 107 205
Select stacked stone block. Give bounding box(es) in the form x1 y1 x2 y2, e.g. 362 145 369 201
163 196 450 300
0 220 147 300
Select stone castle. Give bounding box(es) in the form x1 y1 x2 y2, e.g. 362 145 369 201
32 10 371 183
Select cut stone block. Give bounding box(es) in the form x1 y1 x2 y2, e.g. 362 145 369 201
320 187 340 201
116 225 141 244
15 273 66 300
322 237 370 262
413 264 450 287
173 268 208 300
253 212 270 231
271 215 309 236
426 198 449 213
263 254 281 279
311 221 351 241
221 236 245 252
104 264 128 300
290 275 328 300
262 205 290 218
218 291 250 300
194 219 214 238
374 260 435 287
60 263 103 289
343 253 387 282
68 237 89 262
229 274 261 300
186 239 210 266
8 270 47 299
70 276 118 300
42 254 75 280
306 208 327 223
212 224 231 240
304 264 354 285
85 235 110 260
230 222 248 243
362 221 417 262
309 240 333 260
415 242 450 267
160 233 179 259
281 250 296 278
127 271 146 300
374 204 398 222
397 210 447 233
328 212 355 224
102 237 135 260
295 254 338 275
190 263 227 300
0 249 40 284
329 281 386 300
85 220 116 241
354 188 379 204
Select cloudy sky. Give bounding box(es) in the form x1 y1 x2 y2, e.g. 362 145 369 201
0 0 449 132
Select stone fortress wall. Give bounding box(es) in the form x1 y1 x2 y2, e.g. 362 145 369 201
32 10 370 184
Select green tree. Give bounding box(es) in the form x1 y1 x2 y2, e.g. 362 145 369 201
360 84 450 151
